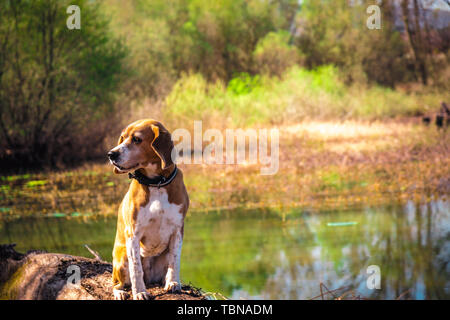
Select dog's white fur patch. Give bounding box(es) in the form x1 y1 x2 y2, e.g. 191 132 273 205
124 187 184 297
126 237 146 297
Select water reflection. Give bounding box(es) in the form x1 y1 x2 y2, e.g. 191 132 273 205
0 199 449 299
226 199 449 299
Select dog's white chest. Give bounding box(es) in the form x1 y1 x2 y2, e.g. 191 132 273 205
136 188 183 257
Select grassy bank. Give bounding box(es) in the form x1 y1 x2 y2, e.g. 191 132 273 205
0 120 448 219
161 66 447 129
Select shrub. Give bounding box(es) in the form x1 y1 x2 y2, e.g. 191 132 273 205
164 65 446 128
0 0 127 169
253 31 299 77
227 73 261 95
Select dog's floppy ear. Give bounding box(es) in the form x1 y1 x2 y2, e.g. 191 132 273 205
150 124 174 170
113 135 125 174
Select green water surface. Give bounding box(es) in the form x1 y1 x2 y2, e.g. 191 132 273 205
1 199 449 299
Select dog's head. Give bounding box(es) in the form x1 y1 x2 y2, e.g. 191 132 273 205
108 119 174 174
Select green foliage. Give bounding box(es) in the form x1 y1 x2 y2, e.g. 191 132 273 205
296 0 411 86
0 0 127 168
165 65 446 127
305 65 344 95
101 0 448 100
100 0 449 128
253 30 299 77
25 180 48 188
227 73 261 95
102 0 299 88
69 0 450 100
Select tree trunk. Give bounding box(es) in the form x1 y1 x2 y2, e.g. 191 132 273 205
0 244 205 300
401 0 428 85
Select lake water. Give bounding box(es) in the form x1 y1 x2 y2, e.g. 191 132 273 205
1 199 449 300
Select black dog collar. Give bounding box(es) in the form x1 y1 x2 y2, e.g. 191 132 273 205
128 166 178 188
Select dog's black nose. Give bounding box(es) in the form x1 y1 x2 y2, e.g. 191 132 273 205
108 151 120 161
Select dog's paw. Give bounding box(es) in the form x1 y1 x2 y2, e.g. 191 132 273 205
164 281 181 293
133 291 151 300
113 288 129 300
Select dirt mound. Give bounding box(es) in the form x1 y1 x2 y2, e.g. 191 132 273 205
0 244 205 300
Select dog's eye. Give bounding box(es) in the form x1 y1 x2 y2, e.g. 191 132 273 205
132 136 142 144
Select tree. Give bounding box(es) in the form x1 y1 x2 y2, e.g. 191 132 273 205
362 0 410 87
295 0 415 87
400 0 429 84
0 0 127 168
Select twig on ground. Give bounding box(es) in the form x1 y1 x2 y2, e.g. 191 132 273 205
84 244 103 262
396 289 411 300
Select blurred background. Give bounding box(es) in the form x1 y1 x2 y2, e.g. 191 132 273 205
0 0 449 300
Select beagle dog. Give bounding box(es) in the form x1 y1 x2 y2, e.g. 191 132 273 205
107 119 189 300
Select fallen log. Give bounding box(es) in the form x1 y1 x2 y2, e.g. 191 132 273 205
0 244 205 300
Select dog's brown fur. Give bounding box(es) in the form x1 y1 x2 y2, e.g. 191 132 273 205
109 119 189 300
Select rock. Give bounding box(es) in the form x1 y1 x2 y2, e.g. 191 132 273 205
0 244 205 300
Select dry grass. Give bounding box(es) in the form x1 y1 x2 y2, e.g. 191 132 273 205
0 120 448 218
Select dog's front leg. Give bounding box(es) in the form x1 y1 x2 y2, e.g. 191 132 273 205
126 237 150 300
164 230 183 292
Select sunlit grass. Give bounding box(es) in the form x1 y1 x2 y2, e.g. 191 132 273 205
282 120 434 154
162 66 447 130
